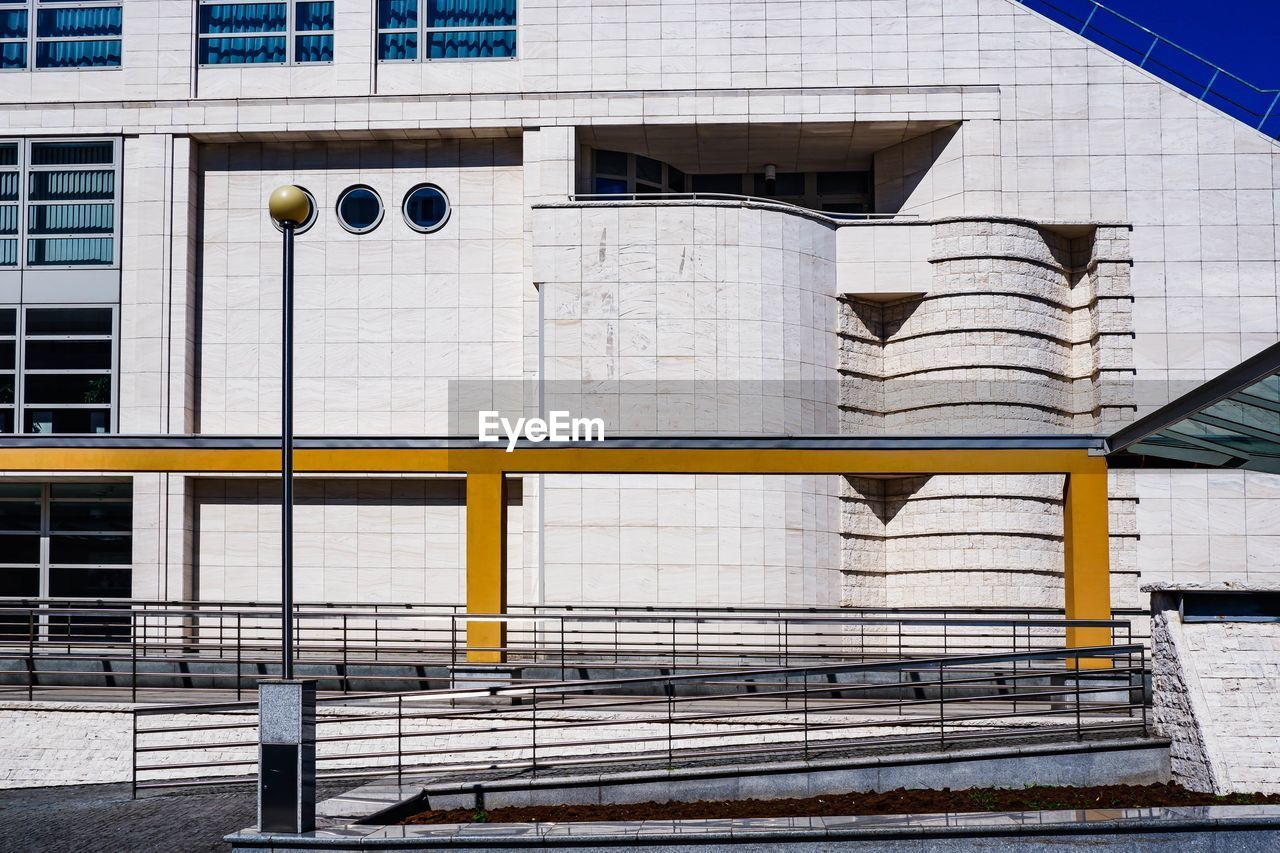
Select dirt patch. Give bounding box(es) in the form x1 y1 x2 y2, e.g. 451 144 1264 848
402 783 1280 825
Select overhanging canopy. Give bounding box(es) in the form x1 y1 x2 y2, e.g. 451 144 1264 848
1107 340 1280 473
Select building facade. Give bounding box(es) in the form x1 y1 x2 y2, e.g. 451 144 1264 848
0 0 1277 614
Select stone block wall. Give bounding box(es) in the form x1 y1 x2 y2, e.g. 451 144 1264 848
1151 588 1280 794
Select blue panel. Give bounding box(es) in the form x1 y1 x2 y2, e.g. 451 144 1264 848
0 8 26 38
378 31 417 60
427 28 515 59
294 34 332 63
36 6 122 38
379 0 418 30
30 141 114 166
295 1 333 31
199 3 286 35
199 35 287 64
35 39 122 68
28 171 114 201
0 41 26 69
28 203 114 235
593 177 628 194
428 0 517 29
26 237 113 266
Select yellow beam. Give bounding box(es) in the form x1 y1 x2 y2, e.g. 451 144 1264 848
1063 469 1112 668
465 471 507 664
0 446 1105 476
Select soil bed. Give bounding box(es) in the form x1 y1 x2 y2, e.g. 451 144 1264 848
402 783 1280 825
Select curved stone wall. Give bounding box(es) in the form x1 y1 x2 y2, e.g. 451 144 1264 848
533 200 842 606
838 217 1136 610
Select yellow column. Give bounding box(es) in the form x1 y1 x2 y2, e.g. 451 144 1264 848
1063 466 1112 667
465 471 507 663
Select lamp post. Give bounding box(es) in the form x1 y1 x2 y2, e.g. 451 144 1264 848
259 185 315 835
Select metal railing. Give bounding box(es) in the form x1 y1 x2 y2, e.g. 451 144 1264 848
131 643 1148 795
1019 0 1280 137
566 192 917 220
0 598 1145 702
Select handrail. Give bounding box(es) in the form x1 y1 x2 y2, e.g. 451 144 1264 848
130 643 1150 793
1018 0 1280 136
566 192 918 220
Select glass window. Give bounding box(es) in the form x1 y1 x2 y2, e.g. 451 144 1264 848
0 1 122 70
401 184 450 233
0 142 16 266
18 139 120 268
691 174 744 195
336 185 383 234
0 481 130 641
377 0 517 62
20 306 114 434
198 1 332 65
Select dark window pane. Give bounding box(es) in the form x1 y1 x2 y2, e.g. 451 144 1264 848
636 156 662 185
49 567 131 597
24 409 110 434
379 0 418 29
36 7 122 38
49 534 131 566
0 172 17 201
594 149 628 176
26 308 113 335
0 501 40 532
428 0 516 28
27 237 113 266
0 342 13 370
199 35 287 64
691 174 743 194
295 34 332 62
635 183 661 194
25 340 112 371
403 185 450 231
0 409 14 432
51 483 131 500
51 502 131 533
0 567 39 596
667 166 685 193
817 171 870 196
0 484 40 499
0 145 16 168
0 203 17 232
593 177 628 195
0 310 15 337
378 31 416 60
0 8 26 40
36 39 122 69
28 203 114 235
0 239 14 266
337 187 382 232
24 374 112 405
29 142 114 167
28 170 114 201
296 2 333 30
199 3 287 34
0 41 26 70
0 534 41 565
823 201 869 214
754 172 805 197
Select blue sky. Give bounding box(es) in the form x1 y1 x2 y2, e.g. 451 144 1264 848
1080 0 1280 88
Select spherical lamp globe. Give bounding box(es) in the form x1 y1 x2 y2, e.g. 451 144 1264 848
269 185 312 227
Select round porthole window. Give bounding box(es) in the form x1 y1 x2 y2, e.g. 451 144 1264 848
402 184 451 233
336 185 384 234
271 186 318 235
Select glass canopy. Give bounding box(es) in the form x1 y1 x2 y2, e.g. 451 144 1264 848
1108 341 1280 473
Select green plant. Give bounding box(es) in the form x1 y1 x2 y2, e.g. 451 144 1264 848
472 809 489 823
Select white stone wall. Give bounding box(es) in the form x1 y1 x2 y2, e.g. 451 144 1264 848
1 0 1278 602
1151 596 1280 794
197 138 524 435
532 201 842 606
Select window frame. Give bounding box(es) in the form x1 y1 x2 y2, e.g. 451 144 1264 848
0 0 124 72
376 0 518 64
196 0 334 67
0 137 121 271
0 303 118 435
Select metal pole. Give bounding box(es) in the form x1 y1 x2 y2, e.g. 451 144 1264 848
281 221 295 682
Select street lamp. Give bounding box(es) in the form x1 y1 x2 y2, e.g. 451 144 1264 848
259 185 315 835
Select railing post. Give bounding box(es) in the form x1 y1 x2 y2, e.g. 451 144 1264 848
130 709 137 800
27 609 34 701
1074 656 1083 740
531 684 538 776
131 611 138 703
1140 34 1158 67
1259 91 1280 131
937 660 945 748
236 612 243 701
396 695 403 789
342 615 349 694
